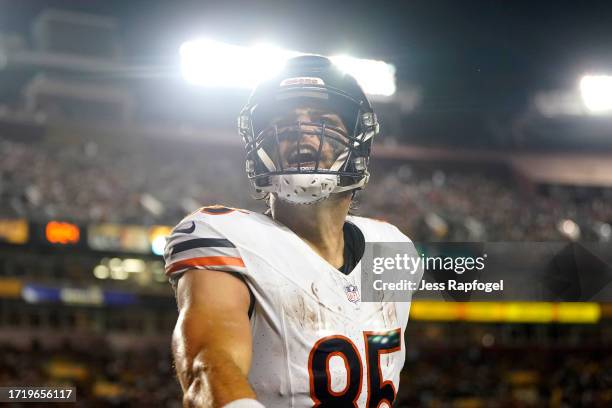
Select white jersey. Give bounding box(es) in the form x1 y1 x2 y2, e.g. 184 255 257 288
164 205 421 408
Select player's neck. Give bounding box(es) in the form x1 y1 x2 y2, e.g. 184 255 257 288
270 193 352 269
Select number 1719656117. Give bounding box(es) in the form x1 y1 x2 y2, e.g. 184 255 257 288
0 387 76 402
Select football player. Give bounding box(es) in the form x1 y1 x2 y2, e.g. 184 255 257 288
165 55 422 408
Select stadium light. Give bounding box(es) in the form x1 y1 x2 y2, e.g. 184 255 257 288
580 75 612 114
330 55 396 96
93 264 110 279
180 39 396 96
151 235 166 256
557 219 581 241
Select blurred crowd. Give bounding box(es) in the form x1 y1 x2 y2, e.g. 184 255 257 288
399 347 612 407
359 163 612 242
0 341 181 407
0 337 610 407
1 135 611 242
0 136 252 225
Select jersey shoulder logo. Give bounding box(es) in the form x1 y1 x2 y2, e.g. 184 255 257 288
174 221 196 234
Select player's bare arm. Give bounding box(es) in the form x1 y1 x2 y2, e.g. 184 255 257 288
173 269 255 408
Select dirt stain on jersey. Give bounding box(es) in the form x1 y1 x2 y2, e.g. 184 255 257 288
285 283 353 332
286 292 324 331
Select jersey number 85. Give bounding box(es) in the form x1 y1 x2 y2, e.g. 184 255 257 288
308 328 401 407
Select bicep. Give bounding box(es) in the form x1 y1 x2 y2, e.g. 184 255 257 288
173 269 253 385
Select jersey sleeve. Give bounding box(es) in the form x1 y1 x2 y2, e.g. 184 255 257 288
163 217 247 285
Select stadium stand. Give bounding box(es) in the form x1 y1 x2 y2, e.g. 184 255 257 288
1 130 610 242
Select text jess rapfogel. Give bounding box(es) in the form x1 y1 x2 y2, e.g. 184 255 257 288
373 279 504 293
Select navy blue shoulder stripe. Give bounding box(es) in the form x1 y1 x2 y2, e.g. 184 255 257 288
171 238 236 255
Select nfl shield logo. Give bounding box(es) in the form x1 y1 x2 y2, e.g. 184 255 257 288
345 285 360 303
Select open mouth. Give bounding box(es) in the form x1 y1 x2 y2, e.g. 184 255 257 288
286 146 319 168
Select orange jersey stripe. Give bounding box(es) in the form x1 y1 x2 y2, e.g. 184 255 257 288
166 256 245 275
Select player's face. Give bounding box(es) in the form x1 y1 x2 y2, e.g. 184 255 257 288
263 104 350 171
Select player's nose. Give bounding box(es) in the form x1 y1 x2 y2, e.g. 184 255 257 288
287 115 320 143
